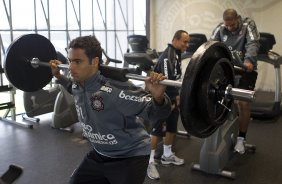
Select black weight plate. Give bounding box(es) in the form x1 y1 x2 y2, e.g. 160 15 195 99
198 58 234 126
4 34 57 92
180 41 234 138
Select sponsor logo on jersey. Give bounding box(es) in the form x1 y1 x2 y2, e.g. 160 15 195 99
90 96 104 111
81 123 118 145
119 90 151 102
100 85 112 93
164 58 168 77
72 83 78 89
223 35 228 42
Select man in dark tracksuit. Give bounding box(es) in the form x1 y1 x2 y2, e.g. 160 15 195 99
147 30 190 180
210 9 260 154
50 35 171 184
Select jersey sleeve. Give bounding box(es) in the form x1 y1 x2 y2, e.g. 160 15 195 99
210 23 223 41
244 19 260 65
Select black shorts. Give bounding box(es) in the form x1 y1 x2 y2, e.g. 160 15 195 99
151 107 179 137
235 70 258 90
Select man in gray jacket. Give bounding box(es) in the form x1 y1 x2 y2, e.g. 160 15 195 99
50 35 171 184
210 9 260 154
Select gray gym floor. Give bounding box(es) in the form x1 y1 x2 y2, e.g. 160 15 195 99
1 112 282 184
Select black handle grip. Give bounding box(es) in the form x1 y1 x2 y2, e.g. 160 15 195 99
99 65 128 82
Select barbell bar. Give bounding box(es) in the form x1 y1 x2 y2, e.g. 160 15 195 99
3 34 256 138
30 57 255 103
30 57 69 69
126 73 255 102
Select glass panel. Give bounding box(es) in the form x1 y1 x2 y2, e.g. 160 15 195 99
133 0 146 31
66 1 80 30
11 0 35 29
81 0 94 30
114 0 128 30
34 0 49 29
93 0 107 30
0 0 146 66
50 31 68 55
0 0 146 117
49 0 67 30
0 1 10 28
105 0 114 30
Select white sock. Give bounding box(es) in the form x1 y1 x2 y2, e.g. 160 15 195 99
163 145 172 157
149 150 155 163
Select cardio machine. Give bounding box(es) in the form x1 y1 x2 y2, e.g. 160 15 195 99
124 35 158 71
22 51 67 123
182 33 282 120
179 35 255 178
190 34 282 179
191 106 255 179
182 33 208 60
250 32 282 119
22 84 60 123
179 41 257 179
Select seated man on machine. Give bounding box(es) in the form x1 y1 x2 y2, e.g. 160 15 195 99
210 8 260 154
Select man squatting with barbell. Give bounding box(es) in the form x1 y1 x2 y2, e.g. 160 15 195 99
210 8 260 154
49 35 172 184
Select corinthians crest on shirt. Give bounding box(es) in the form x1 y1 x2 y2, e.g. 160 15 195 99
90 95 104 112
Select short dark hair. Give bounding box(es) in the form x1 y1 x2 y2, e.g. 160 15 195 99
223 9 238 21
68 35 102 64
172 30 188 41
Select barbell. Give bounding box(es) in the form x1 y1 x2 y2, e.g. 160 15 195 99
3 34 255 138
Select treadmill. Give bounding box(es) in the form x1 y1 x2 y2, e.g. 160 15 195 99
124 34 157 72
251 32 282 119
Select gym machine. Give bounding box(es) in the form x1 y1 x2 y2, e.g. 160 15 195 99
182 33 208 60
22 86 60 123
125 35 159 68
250 32 282 119
22 51 67 124
188 52 256 179
124 34 159 89
33 51 78 130
2 35 78 129
3 34 256 181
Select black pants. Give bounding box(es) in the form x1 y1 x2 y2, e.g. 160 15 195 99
151 106 179 137
69 151 149 184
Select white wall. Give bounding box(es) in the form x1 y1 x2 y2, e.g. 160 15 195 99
150 0 282 91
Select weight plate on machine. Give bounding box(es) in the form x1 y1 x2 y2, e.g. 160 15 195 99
180 41 234 138
4 34 57 92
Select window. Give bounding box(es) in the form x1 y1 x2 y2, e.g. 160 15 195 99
0 0 147 69
0 0 147 116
